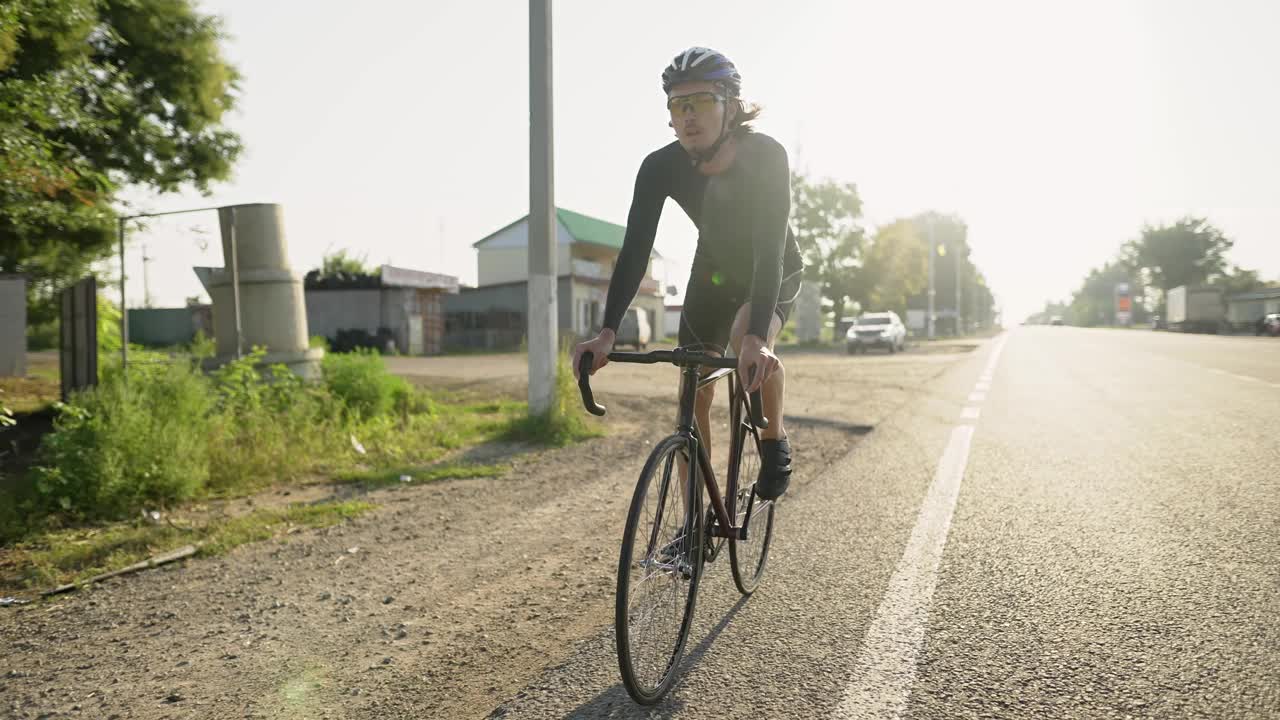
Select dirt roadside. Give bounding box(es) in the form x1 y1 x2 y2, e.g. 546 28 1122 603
0 344 978 719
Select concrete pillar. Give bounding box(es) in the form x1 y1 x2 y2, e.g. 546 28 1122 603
527 0 556 414
200 204 323 379
794 280 822 343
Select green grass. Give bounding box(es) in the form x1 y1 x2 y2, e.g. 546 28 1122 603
2 347 605 587
0 360 60 414
499 348 604 446
1 499 374 594
199 501 374 555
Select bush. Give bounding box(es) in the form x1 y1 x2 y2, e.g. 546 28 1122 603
322 350 413 420
12 341 596 539
189 330 216 359
204 351 344 494
31 362 215 520
504 346 601 446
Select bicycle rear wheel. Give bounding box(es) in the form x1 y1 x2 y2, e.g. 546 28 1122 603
615 434 705 705
729 419 775 595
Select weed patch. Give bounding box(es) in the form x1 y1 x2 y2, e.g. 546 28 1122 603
1 500 374 594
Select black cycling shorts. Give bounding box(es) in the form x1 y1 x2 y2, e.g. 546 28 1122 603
678 263 803 354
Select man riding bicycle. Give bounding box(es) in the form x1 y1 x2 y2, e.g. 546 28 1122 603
571 47 804 500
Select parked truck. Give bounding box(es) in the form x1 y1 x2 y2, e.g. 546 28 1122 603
1166 285 1225 333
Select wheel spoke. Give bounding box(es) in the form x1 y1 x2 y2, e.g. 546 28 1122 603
619 442 700 697
730 422 774 594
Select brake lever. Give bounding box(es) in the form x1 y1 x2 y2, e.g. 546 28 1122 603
577 352 606 416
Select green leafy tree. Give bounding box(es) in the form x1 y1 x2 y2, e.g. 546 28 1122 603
1 0 242 324
1067 261 1136 326
1209 265 1264 295
319 249 373 279
922 213 968 321
968 271 996 328
1123 217 1233 292
789 171 865 317
857 219 928 319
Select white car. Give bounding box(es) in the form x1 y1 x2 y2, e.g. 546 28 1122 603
846 312 907 354
615 307 652 350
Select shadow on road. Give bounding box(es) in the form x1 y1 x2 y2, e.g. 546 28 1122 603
552 595 752 719
786 416 874 436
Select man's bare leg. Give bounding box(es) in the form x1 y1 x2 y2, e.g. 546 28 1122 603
670 350 721 548
729 306 785 440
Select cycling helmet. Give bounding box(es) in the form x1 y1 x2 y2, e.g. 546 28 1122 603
661 47 741 97
663 47 743 166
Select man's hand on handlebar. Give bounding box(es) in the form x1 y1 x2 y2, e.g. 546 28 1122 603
738 334 779 393
571 328 616 380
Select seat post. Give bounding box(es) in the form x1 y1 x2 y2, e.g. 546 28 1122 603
676 363 700 435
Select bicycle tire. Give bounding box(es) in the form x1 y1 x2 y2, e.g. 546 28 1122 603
729 408 776 595
615 434 705 705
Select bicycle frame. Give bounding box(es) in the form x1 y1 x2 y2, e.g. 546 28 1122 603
675 362 761 542
578 348 767 543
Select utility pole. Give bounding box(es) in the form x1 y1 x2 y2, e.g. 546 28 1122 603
527 0 556 415
955 233 962 336
118 217 128 369
927 217 936 341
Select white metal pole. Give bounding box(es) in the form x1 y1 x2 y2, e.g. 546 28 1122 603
118 217 128 370
527 0 557 414
927 217 936 341
955 234 962 336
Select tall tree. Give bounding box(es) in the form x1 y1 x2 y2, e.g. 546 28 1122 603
896 212 975 331
857 219 928 319
1067 261 1135 326
1210 265 1264 295
1 0 242 323
1124 217 1233 292
789 171 865 316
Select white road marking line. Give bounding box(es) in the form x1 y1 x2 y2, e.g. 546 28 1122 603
833 425 976 720
968 392 985 403
832 334 1007 719
960 406 981 420
1205 366 1276 386
975 382 992 392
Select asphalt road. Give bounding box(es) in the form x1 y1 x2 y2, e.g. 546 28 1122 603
489 327 1280 719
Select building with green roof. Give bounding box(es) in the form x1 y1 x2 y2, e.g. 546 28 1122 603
442 208 667 350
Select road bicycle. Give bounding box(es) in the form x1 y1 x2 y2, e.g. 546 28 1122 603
577 347 776 704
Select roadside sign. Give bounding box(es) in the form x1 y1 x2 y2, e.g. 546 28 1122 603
1115 283 1132 324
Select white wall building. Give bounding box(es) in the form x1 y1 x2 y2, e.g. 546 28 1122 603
446 208 665 349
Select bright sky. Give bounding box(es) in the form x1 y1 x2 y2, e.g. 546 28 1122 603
124 0 1280 324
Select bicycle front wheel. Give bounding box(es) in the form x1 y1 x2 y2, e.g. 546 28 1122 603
729 420 775 595
615 434 705 705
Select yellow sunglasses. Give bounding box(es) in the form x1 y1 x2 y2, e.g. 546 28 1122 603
667 92 723 117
